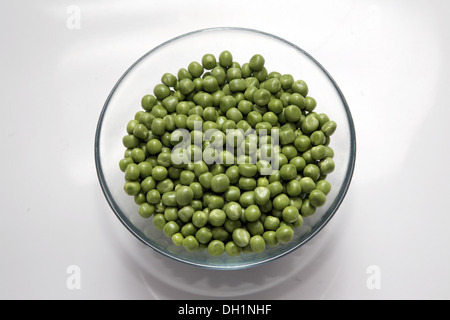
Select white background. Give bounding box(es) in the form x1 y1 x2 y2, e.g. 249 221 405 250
1 0 449 300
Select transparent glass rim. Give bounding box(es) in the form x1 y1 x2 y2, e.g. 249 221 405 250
94 27 357 270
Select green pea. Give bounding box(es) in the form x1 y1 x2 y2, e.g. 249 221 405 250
301 114 320 134
122 134 139 149
300 199 316 217
244 205 261 222
247 220 264 236
273 193 290 211
275 225 294 243
263 231 278 246
309 189 327 207
141 94 157 111
279 74 294 90
284 105 301 123
163 221 180 238
319 157 335 175
291 80 308 97
239 191 255 208
238 177 257 191
195 227 213 244
183 235 199 252
202 53 217 70
249 54 265 71
207 240 225 256
280 164 297 181
249 235 266 253
138 203 155 218
224 186 241 202
176 186 194 206
282 206 300 223
311 145 327 160
219 50 233 68
310 130 326 146
125 163 140 180
286 180 302 196
225 241 241 256
211 173 230 193
316 180 332 195
192 210 208 228
225 202 242 220
253 88 271 106
232 228 251 247
305 96 317 112
179 78 195 95
188 61 204 78
303 164 321 181
152 213 166 230
322 121 337 136
209 209 227 226
254 186 271 206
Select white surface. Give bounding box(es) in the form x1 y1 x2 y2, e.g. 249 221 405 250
1 0 449 300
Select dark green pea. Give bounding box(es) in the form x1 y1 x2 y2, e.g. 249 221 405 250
224 186 241 202
151 165 168 181
303 164 321 181
141 176 156 194
179 78 195 95
273 193 290 211
219 50 233 68
309 189 327 207
264 215 280 231
130 148 146 163
263 78 281 94
311 145 327 160
138 162 152 179
211 66 226 85
141 94 157 111
161 73 177 88
232 228 251 247
275 225 294 243
263 231 278 246
239 191 255 208
254 186 271 206
146 189 161 204
164 207 178 221
153 84 171 100
207 195 225 210
316 180 332 195
253 67 268 82
138 203 155 218
211 173 230 193
253 88 271 106
182 235 199 252
126 119 139 134
119 158 134 172
291 80 308 97
289 93 306 109
152 213 166 230
280 164 297 181
208 209 226 227
202 75 220 93
301 114 320 134
247 220 264 236
161 191 178 207
202 53 217 70
281 145 298 160
282 206 300 223
262 111 279 126
194 227 212 244
226 67 242 81
192 210 208 228
300 199 316 217
163 221 180 238
310 130 326 146
279 74 294 90
225 241 241 256
188 61 204 78
279 127 295 145
268 181 283 198
238 163 257 178
286 179 302 197
125 163 140 180
198 172 213 189
294 135 311 152
319 157 335 175
146 139 163 155
226 107 244 123
122 134 139 149
176 186 194 206
207 240 225 256
249 54 265 71
299 177 316 194
238 177 257 191
284 105 301 123
225 165 240 184
244 205 261 222
250 235 266 253
268 98 283 114
322 121 337 136
179 170 195 186
305 96 317 112
229 78 247 92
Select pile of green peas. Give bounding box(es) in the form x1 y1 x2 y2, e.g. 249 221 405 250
119 51 337 257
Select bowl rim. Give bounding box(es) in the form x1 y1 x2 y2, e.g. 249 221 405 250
94 26 357 270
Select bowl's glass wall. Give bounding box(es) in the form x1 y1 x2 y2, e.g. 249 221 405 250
95 28 355 269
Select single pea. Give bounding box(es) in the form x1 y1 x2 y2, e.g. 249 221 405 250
301 114 320 134
239 191 255 208
119 158 134 172
246 111 263 128
305 96 317 112
225 202 242 221
179 170 195 186
279 74 294 90
219 50 233 68
284 105 301 123
182 235 199 252
279 127 295 145
303 164 321 181
322 120 337 136
202 53 217 70
179 78 195 95
209 209 227 226
141 94 157 111
122 134 139 149
253 88 271 106
163 207 178 221
238 177 257 191
282 206 300 223
254 186 271 206
232 228 251 248
281 145 298 161
244 205 261 222
319 157 335 175
316 180 332 195
299 177 316 194
163 221 180 238
198 172 213 189
207 240 225 256
188 61 204 78
225 241 242 256
311 145 327 160
125 163 140 180
247 220 264 236
226 107 244 123
291 80 308 97
280 164 297 181
294 135 311 152
211 173 230 193
161 191 177 207
289 93 306 109
161 72 177 88
224 219 241 233
146 189 161 205
192 210 208 228
171 233 184 246
275 225 294 243
151 165 168 181
176 185 194 206
211 66 226 85
138 203 155 218
286 180 302 197
309 189 327 207
249 235 266 253
301 199 316 217
310 130 326 146
263 231 278 247
249 54 265 71
202 75 220 93
219 95 237 113
152 213 166 230
195 227 213 244
156 178 174 194
150 118 166 136
263 215 280 231
224 186 241 202
267 181 283 198
146 139 163 155
273 193 290 211
130 148 145 163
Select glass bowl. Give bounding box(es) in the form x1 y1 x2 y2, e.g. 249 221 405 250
95 27 356 270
